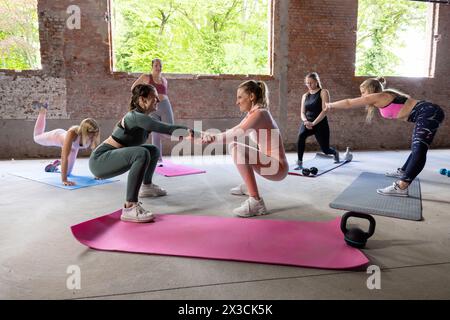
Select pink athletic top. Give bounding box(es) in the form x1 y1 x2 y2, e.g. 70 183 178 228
379 95 408 119
217 107 287 163
148 75 167 95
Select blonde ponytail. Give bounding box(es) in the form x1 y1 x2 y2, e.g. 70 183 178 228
360 77 385 123
238 80 270 109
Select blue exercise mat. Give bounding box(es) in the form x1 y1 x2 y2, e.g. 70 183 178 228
10 171 119 190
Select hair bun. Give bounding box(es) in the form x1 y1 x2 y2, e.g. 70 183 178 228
376 77 386 86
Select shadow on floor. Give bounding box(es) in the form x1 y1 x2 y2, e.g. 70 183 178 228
366 239 430 250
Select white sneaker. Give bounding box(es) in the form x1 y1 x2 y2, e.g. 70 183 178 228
139 183 167 197
233 197 268 217
376 182 408 197
230 183 249 196
343 147 353 162
385 168 405 179
121 202 155 223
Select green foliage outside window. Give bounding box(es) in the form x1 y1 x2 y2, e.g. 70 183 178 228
0 0 41 70
111 0 270 75
356 0 428 76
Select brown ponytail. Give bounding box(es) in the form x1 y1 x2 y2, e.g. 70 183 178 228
130 84 157 112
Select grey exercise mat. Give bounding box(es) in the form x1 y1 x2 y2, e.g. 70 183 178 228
288 153 351 177
330 172 422 221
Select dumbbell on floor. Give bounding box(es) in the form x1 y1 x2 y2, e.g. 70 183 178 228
302 167 318 176
439 168 450 177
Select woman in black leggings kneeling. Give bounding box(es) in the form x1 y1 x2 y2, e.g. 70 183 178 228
295 72 339 169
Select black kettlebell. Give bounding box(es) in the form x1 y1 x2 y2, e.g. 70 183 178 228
302 167 318 176
340 212 376 249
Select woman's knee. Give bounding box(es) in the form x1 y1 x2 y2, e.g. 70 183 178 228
142 145 160 159
411 139 429 153
228 141 239 155
259 165 288 181
297 131 308 142
321 146 335 155
135 148 151 163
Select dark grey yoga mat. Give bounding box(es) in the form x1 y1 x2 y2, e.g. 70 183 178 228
330 172 422 221
289 153 351 177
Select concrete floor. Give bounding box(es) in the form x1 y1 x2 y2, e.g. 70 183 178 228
1 150 450 300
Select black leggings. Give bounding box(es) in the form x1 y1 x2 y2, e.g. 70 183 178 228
297 118 337 161
89 143 160 202
400 101 445 183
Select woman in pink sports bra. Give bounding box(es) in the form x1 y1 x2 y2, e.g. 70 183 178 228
132 58 174 163
326 77 445 197
201 80 289 217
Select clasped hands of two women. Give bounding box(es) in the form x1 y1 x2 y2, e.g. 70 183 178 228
182 129 216 144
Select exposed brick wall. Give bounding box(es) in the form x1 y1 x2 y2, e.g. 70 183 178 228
0 0 449 159
286 0 450 151
0 75 67 119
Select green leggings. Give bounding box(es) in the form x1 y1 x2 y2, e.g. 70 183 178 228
89 143 160 202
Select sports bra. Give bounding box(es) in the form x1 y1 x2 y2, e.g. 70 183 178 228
379 95 408 119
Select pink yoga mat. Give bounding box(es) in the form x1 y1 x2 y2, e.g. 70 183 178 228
155 160 206 177
71 212 369 270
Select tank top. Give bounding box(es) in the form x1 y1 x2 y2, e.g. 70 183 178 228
148 75 167 95
304 89 323 121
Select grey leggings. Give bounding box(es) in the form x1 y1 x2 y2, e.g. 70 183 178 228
150 98 174 159
89 143 159 202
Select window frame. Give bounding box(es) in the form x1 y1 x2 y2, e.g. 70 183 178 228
106 0 275 80
354 1 438 78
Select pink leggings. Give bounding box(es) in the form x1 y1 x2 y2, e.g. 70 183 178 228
230 142 288 198
33 111 78 175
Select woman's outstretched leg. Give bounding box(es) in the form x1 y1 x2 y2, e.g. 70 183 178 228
33 104 65 147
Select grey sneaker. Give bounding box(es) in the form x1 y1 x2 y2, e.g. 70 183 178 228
333 151 340 163
32 101 48 110
294 160 303 170
121 202 155 223
230 183 249 196
139 183 167 197
385 168 405 179
376 182 408 197
233 197 268 217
